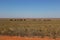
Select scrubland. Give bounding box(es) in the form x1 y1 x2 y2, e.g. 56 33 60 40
0 18 60 40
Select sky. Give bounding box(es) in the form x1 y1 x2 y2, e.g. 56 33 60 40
0 0 60 18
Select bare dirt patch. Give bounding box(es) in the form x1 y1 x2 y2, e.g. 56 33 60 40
0 36 60 40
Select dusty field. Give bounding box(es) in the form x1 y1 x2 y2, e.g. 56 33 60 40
0 36 58 40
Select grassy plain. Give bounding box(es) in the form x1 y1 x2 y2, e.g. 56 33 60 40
0 18 60 40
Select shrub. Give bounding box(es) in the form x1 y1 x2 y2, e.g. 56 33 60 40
20 19 23 21
24 19 26 21
10 19 13 21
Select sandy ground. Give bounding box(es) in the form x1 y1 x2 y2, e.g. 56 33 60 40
0 36 60 40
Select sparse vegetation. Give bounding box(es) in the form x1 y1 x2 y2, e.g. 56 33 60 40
0 18 60 39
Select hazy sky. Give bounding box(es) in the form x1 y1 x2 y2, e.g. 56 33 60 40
0 0 60 18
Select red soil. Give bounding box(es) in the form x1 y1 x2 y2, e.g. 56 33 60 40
0 36 60 40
